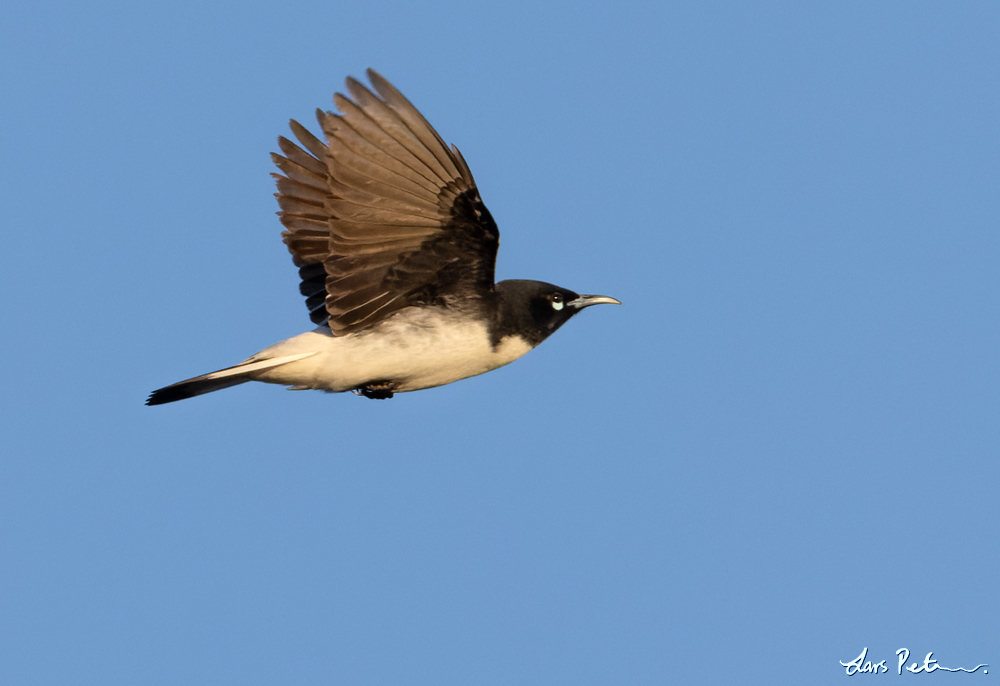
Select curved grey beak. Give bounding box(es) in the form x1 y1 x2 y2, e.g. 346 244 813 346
567 294 622 309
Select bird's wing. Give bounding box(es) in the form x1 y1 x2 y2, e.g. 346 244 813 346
272 69 499 336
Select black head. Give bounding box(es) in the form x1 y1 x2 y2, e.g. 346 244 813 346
493 279 621 347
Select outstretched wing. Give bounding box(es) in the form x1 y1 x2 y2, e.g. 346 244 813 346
271 69 499 336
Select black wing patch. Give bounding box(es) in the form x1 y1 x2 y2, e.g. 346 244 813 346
297 262 329 325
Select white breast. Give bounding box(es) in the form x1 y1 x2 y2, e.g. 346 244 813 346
248 311 534 394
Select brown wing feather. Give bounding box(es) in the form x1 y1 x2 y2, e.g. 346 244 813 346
273 70 499 335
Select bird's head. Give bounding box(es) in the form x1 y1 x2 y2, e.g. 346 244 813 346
494 279 621 346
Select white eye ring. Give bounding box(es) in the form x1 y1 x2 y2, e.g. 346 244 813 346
552 300 564 311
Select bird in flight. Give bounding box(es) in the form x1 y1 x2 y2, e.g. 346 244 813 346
147 70 619 405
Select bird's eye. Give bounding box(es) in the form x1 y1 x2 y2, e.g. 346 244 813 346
551 293 564 311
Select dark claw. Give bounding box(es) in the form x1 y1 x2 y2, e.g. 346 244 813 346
354 381 396 399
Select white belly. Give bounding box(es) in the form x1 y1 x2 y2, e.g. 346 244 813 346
248 313 533 394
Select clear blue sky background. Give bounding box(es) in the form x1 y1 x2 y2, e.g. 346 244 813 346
1 1 997 684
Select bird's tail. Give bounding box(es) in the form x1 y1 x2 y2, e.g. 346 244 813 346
146 352 317 405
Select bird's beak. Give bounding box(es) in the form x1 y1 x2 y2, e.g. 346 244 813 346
567 294 622 309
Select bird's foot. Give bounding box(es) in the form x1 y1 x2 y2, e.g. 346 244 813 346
352 381 396 399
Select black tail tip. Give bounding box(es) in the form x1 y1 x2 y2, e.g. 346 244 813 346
145 374 251 405
145 385 196 406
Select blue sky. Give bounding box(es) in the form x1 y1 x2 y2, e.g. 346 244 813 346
1 1 998 684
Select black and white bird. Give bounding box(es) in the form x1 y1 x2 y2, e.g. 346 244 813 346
147 70 619 405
